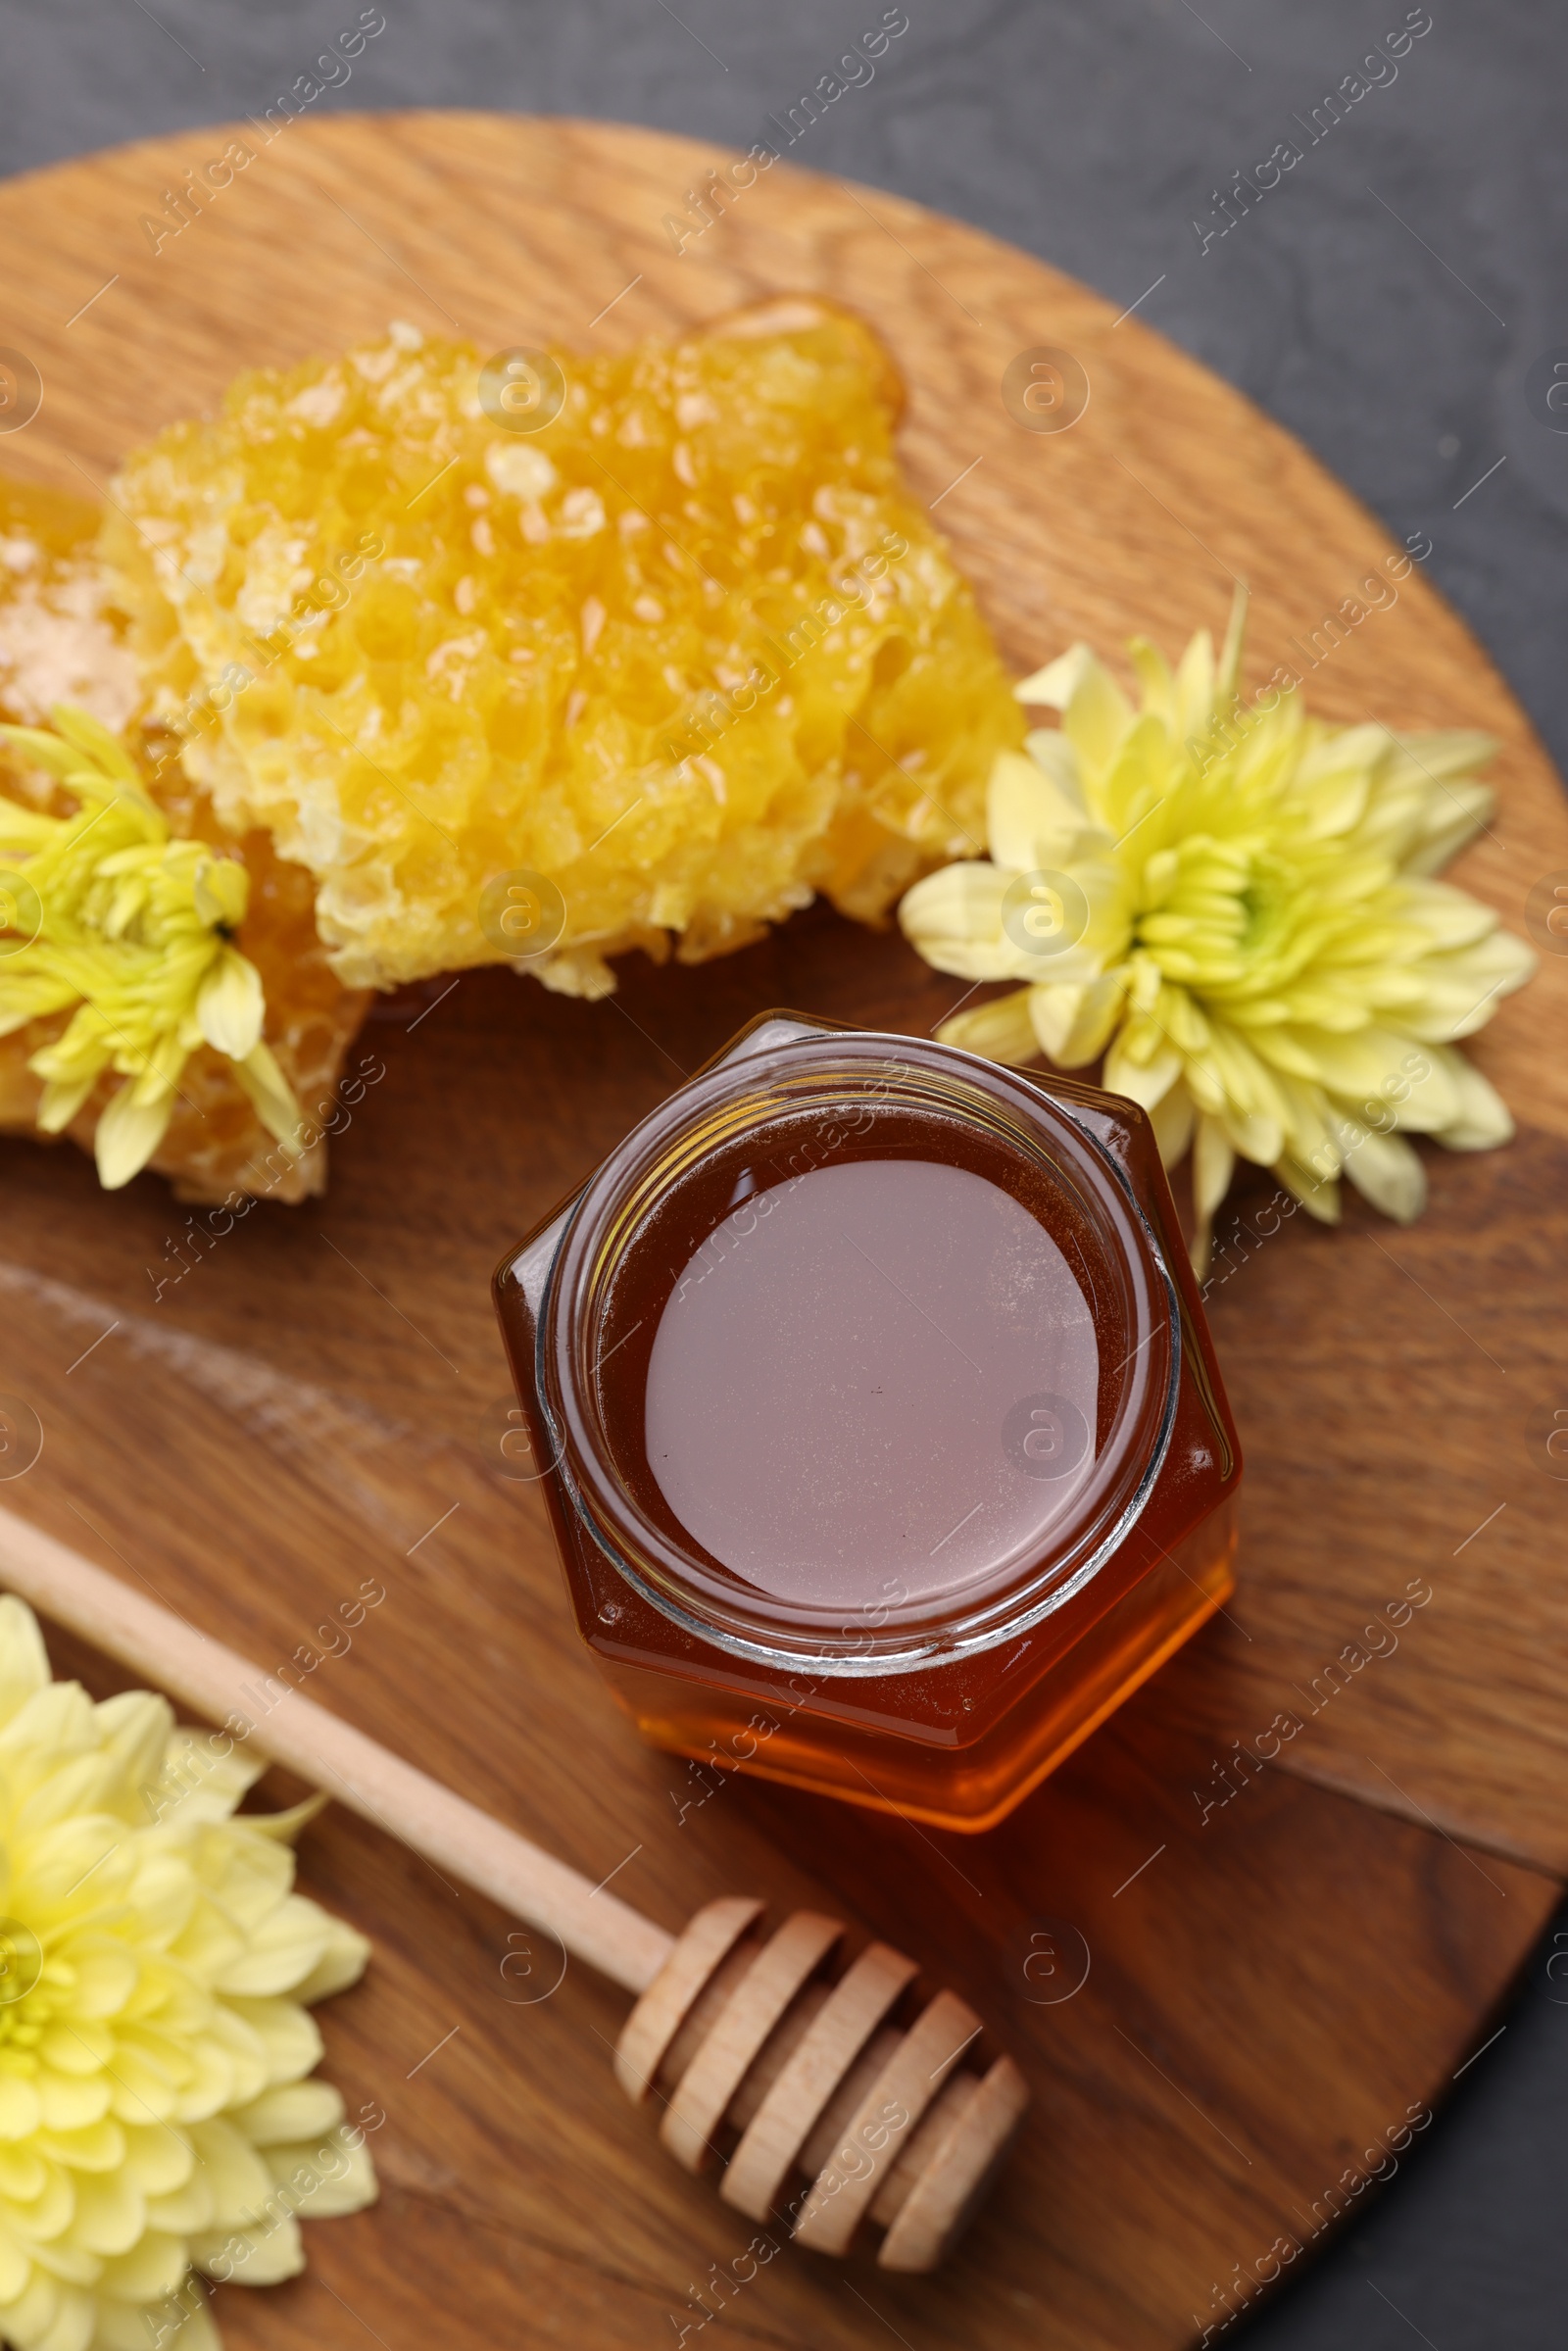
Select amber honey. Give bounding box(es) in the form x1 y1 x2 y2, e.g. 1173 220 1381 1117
495 1013 1240 1832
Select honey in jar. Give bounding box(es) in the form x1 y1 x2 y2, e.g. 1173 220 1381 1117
494 1013 1240 1832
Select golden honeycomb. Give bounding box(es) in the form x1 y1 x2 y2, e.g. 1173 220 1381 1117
103 297 1024 995
0 478 370 1204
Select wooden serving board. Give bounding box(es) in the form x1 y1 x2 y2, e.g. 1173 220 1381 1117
0 114 1564 2351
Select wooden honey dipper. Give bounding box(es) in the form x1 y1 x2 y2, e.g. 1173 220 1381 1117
0 1501 1027 2273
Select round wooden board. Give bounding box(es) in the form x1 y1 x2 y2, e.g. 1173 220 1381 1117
0 115 1564 2351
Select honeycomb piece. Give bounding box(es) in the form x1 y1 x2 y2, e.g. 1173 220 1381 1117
0 476 140 731
103 299 1024 995
0 482 370 1203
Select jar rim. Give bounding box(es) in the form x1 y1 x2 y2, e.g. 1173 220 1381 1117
537 1025 1182 1678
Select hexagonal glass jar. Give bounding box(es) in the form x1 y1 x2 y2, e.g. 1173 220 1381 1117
494 1013 1240 1833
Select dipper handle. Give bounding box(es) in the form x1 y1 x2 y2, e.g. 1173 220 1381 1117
0 1500 673 1994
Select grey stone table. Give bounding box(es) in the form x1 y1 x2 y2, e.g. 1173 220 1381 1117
1 3 1564 2343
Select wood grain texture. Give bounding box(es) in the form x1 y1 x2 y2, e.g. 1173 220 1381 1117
0 112 1562 2349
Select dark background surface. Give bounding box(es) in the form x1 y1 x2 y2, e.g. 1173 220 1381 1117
2 2 1565 2342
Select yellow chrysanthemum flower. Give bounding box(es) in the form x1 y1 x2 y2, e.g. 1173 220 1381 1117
0 1596 375 2351
0 710 302 1190
900 595 1536 1265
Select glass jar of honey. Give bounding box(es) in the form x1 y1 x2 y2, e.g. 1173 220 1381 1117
494 1013 1240 1833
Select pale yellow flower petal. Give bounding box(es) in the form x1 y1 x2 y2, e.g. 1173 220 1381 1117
197 2213 303 2287
225 1998 322 2087
1336 1120 1427 1222
1128 639 1178 730
142 2174 216 2235
238 1792 328 1846
1021 726 1087 808
34 1076 98 1136
0 2229 31 2305
1028 970 1129 1067
1430 1050 1514 1150
0 2152 45 2209
17 1753 122 1837
195 949 264 1061
1216 582 1248 705
96 2291 220 2351
93 1086 174 1191
1148 1078 1196 1169
1396 878 1499 952
122 1854 201 1953
1102 1035 1181 1112
1013 645 1096 709
37 2069 114 2131
199 1836 293 1939
1405 927 1536 1042
898 863 1030 981
190 858 248 932
0 2270 67 2349
232 1043 304 1151
128 1040 186 1109
118 2127 192 2199
1298 1028 1459 1133
1171 627 1218 746
48 706 142 788
1 1678 96 1760
230 2085 343 2148
168 2038 237 2128
55 1946 138 2040
0 725 99 791
0 2082 43 2143
986 749 1085 874
150 1730 267 1830
200 2010 268 2116
0 1602 53 1720
184 2120 273 2229
262 2134 376 2220
38 2120 125 2176
212 1898 328 2001
936 991 1039 1064
1395 729 1497 782
1401 778 1495 875
1275 1154 1342 1223
94 1691 177 1805
98 2229 196 2302
1061 658 1133 771
163 2292 222 2351
1194 1115 1235 1221
1220 1108 1284 1168
18 2162 78 2250
68 2170 147 2259
50 2298 101 2351
40 2019 114 2077
288 1917 371 2006
1025 982 1088 1062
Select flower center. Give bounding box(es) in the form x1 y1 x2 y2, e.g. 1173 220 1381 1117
1236 861 1283 951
